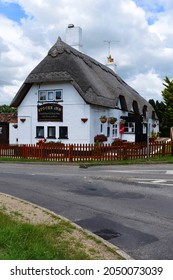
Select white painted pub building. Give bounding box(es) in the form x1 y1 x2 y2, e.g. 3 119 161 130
10 25 158 145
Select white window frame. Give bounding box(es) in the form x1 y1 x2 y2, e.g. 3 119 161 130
112 123 118 137
124 122 135 133
38 89 63 102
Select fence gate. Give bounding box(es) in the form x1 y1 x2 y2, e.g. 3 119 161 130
0 123 9 144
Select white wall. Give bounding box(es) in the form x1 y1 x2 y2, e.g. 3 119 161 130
90 106 129 144
13 82 158 145
17 83 91 144
9 123 18 144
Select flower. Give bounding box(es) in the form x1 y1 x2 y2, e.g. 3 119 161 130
99 116 107 123
109 117 117 124
37 138 46 144
94 134 107 143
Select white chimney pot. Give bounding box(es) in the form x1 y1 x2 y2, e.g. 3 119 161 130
66 25 83 52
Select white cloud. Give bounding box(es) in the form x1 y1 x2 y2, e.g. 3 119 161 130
126 70 164 101
0 0 172 105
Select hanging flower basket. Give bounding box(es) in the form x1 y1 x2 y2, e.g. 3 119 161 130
152 124 156 128
81 118 88 123
109 117 117 125
13 124 18 129
100 116 107 123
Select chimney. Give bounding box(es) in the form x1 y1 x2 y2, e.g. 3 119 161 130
106 55 117 73
66 24 83 52
104 40 117 73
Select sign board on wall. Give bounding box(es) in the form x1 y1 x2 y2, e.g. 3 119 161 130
38 103 63 122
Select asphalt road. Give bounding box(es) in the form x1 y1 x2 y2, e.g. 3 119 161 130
0 162 173 260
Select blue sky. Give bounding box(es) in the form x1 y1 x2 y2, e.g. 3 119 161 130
134 0 165 25
0 1 27 23
0 0 173 104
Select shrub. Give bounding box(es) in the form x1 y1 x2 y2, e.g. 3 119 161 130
94 134 107 143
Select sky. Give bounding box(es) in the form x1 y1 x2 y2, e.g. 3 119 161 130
0 0 173 105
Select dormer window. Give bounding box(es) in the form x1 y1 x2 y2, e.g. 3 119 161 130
38 89 63 102
119 95 128 111
115 98 120 108
143 105 147 118
130 105 134 112
132 101 139 114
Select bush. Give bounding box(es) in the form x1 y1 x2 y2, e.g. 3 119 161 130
94 134 107 143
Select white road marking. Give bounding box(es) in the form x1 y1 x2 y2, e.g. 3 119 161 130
139 182 173 187
132 178 173 187
166 170 173 174
104 169 173 175
104 170 165 173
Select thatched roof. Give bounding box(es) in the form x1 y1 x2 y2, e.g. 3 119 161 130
11 37 154 117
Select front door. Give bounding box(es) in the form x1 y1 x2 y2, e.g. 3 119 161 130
0 123 9 144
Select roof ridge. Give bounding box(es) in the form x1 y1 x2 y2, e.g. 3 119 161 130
48 37 116 76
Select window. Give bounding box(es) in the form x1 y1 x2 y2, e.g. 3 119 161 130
119 95 128 111
112 124 118 137
55 90 62 100
143 105 147 118
48 91 54 101
115 98 120 108
47 127 56 138
36 126 44 138
132 101 139 114
124 122 135 133
38 89 63 102
59 126 68 139
107 126 110 137
39 91 46 101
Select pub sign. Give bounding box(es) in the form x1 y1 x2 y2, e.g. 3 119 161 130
38 103 63 122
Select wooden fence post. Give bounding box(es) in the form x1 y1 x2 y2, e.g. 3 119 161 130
21 145 27 159
123 146 128 160
68 144 73 162
171 141 173 156
162 143 166 156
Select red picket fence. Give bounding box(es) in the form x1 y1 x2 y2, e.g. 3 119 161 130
0 141 172 162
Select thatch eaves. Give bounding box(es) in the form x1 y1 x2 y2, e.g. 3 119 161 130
11 37 154 117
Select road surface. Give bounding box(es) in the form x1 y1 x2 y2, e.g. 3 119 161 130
0 162 173 259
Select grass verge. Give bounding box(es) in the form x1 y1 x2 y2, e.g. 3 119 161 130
0 212 90 260
1 155 173 166
0 198 123 260
79 155 173 166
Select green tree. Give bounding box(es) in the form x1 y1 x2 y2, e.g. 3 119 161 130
0 104 16 113
161 76 173 136
149 99 166 136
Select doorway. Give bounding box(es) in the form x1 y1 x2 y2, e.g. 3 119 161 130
0 123 9 144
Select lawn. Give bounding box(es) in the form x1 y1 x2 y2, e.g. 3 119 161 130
0 211 91 260
0 196 123 260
